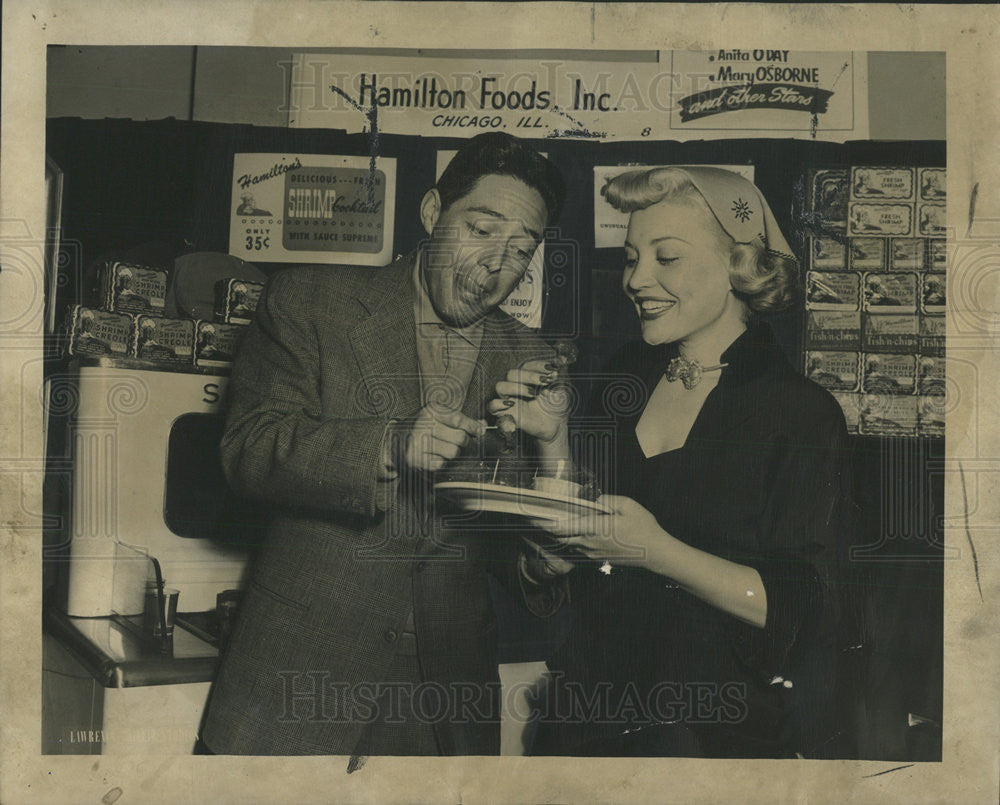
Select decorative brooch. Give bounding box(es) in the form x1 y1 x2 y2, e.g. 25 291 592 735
665 357 728 390
731 197 753 223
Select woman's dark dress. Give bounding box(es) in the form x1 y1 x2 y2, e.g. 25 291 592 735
532 324 853 758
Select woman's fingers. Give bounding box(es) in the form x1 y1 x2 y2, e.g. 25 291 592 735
536 513 610 538
596 494 628 512
519 358 555 374
505 368 558 388
528 516 572 536
486 397 518 416
494 380 539 399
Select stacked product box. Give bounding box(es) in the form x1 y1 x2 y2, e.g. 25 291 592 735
100 261 170 316
133 315 196 366
804 166 946 436
64 261 252 371
64 305 135 359
194 321 247 369
214 278 264 325
916 355 946 438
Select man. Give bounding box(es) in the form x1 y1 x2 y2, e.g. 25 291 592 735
201 133 567 756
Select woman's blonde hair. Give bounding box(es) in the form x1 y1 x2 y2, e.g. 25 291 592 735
602 167 799 315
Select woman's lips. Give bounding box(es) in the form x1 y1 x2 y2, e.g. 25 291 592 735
636 298 676 319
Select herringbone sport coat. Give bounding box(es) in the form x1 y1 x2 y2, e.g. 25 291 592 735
201 254 561 755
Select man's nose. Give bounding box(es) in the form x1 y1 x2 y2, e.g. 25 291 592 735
478 243 508 273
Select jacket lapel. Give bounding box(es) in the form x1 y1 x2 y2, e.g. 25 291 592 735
463 313 551 418
464 313 514 418
347 256 423 419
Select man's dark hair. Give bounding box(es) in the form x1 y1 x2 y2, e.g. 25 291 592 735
436 133 564 225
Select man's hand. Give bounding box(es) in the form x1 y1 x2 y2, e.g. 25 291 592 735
521 537 575 583
395 406 486 473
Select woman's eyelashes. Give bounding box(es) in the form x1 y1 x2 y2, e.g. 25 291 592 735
623 252 680 269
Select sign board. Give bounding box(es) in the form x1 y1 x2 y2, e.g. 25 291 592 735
289 52 868 142
229 153 396 265
667 50 867 137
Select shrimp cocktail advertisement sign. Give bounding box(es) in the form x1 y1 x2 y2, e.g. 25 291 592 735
229 153 397 265
288 51 868 142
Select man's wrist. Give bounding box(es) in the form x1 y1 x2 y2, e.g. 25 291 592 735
519 551 558 585
378 420 402 480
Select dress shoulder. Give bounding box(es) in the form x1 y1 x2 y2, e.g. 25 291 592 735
761 364 848 439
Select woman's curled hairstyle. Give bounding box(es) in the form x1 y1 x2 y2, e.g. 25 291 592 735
602 167 799 315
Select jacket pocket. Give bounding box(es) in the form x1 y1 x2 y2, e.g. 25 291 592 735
247 578 310 613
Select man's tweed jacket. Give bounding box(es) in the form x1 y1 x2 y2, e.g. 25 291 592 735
201 254 562 755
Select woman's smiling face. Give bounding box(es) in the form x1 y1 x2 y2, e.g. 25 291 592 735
622 195 744 347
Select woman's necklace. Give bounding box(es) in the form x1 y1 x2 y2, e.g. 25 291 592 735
665 356 728 390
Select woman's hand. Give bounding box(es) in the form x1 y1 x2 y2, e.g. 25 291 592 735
486 358 571 448
535 495 769 628
530 494 667 570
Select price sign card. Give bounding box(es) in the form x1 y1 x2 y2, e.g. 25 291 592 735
229 153 396 266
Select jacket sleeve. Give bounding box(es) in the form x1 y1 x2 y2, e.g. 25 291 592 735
727 390 853 679
219 270 394 520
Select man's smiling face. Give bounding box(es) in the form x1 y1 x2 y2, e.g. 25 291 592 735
419 174 548 328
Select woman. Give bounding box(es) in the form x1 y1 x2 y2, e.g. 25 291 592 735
491 167 853 758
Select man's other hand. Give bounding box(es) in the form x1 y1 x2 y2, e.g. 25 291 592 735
397 407 486 473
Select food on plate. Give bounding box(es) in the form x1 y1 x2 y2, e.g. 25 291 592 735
552 339 580 368
532 475 584 498
496 413 518 452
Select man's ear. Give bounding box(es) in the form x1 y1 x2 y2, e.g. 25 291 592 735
419 188 442 236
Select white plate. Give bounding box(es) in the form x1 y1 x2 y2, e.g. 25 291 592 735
434 481 611 520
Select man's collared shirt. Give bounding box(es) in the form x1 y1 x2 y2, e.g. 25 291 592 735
412 259 484 410
402 258 486 638
375 257 486 497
